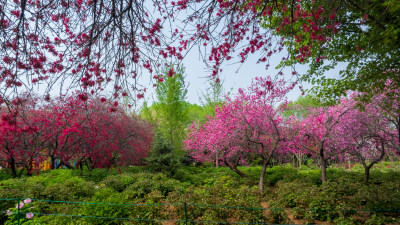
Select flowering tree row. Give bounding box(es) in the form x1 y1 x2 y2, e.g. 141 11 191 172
0 95 152 177
185 77 399 192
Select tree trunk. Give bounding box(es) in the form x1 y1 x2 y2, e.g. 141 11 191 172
26 160 33 176
298 154 302 168
223 156 247 178
57 161 73 169
215 153 218 168
50 156 55 170
364 165 371 185
320 148 327 183
259 159 268 193
9 157 17 178
230 165 247 178
320 160 327 183
79 162 83 175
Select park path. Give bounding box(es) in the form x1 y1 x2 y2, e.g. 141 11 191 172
161 204 177 225
260 201 305 225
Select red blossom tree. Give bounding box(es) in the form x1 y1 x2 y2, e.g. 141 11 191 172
0 95 152 176
0 95 48 177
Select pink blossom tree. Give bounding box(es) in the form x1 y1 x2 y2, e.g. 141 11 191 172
360 84 400 188
292 99 355 183
186 76 293 192
336 95 391 184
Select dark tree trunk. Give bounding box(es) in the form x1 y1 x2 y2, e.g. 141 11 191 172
320 148 327 183
79 162 83 175
9 157 17 178
50 156 55 170
229 164 247 178
364 166 371 185
57 161 73 169
85 160 94 173
223 156 247 178
363 141 385 185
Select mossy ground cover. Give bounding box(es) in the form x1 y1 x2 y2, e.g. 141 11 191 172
0 163 398 224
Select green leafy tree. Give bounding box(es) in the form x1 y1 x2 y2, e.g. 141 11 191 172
283 94 327 119
258 0 400 101
140 101 158 125
141 66 189 156
198 79 227 122
185 103 208 124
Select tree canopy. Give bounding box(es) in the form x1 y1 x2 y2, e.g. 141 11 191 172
0 0 398 105
261 0 400 99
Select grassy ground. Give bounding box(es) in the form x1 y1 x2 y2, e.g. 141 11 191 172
0 162 398 224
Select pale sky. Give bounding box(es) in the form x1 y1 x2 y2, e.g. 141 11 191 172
139 45 314 109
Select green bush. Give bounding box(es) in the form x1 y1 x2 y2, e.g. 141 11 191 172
43 177 95 201
0 171 13 182
80 188 130 225
264 166 297 185
0 163 399 224
272 179 358 222
297 169 322 185
351 182 400 215
167 180 266 224
100 174 137 192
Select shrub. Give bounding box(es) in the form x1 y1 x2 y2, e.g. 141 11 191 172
81 188 131 225
145 131 181 176
166 180 266 223
272 179 358 222
264 166 297 185
351 182 400 216
42 176 96 201
100 174 137 192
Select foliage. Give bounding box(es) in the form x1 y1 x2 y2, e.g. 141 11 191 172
167 178 266 223
0 0 398 113
282 94 327 119
0 164 398 223
141 66 188 156
198 78 226 120
253 0 400 100
145 131 181 176
154 66 188 153
4 198 34 225
0 96 153 177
